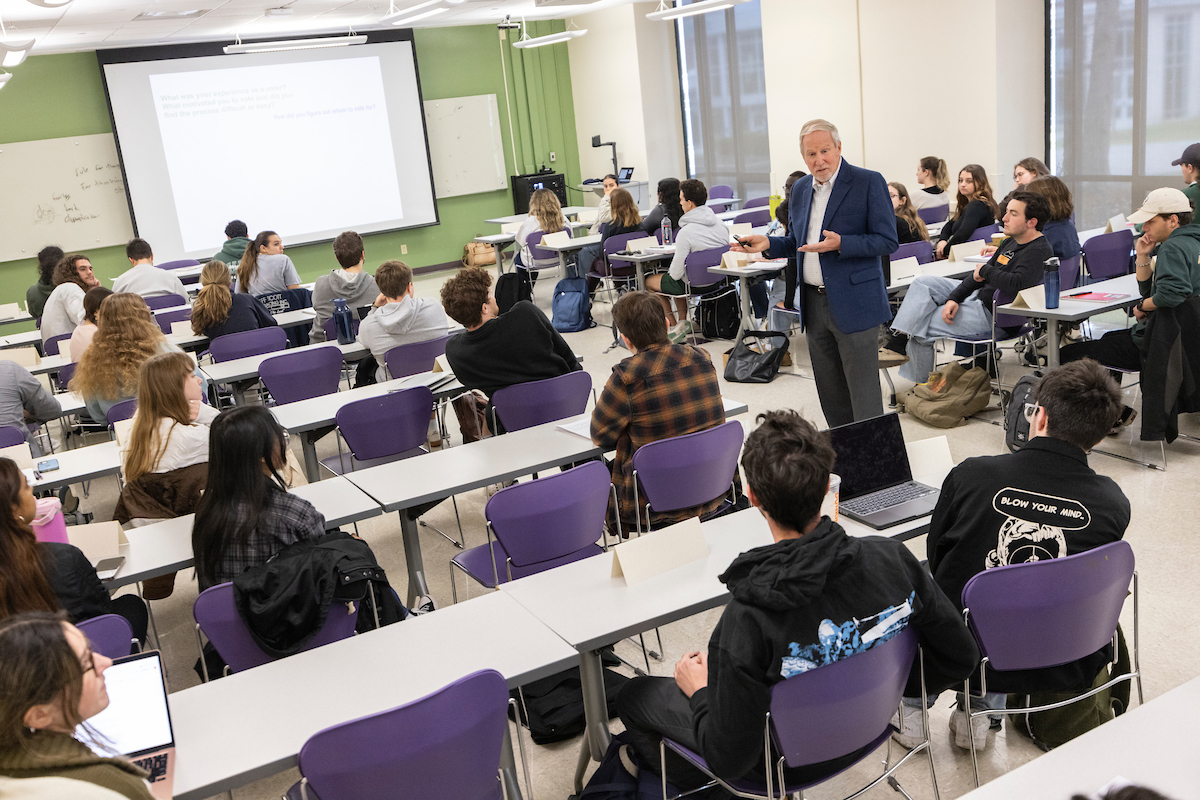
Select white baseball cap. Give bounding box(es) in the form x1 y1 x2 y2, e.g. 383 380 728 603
1128 187 1193 224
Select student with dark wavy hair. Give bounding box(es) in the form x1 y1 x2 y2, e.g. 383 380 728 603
0 612 156 798
639 177 685 236
41 254 101 344
934 165 999 259
25 246 64 320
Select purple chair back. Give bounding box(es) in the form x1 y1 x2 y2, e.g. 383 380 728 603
632 420 743 514
969 223 1001 242
44 333 72 358
209 327 288 363
155 307 192 335
526 228 571 264
335 387 433 462
733 208 771 227
194 582 358 674
322 317 360 342
1082 229 1135 282
597 232 642 277
144 294 187 310
259 346 344 405
962 540 1134 672
917 205 949 225
294 669 509 800
106 399 138 427
684 246 730 289
490 371 592 432
893 240 934 265
487 460 610 567
384 335 452 380
770 627 917 768
57 361 76 390
743 196 770 209
77 614 136 658
709 184 734 199
0 425 27 447
1060 254 1081 290
157 259 200 271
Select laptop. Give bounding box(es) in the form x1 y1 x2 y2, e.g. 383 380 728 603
618 166 634 182
828 413 940 530
78 650 176 799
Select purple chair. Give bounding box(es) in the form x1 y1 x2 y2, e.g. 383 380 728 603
587 232 642 313
322 387 433 475
384 335 452 380
155 307 192 335
106 399 138 427
258 346 343 405
708 184 735 211
630 419 744 534
322 317 360 342
661 628 935 800
662 245 732 344
0 425 27 447
959 540 1140 785
208 327 288 363
77 614 137 658
490 371 592 433
283 669 514 800
1082 228 1135 283
733 208 771 227
894 240 934 265
54 360 76 396
157 259 200 271
43 332 72 358
969 223 1001 242
917 204 950 225
194 582 359 680
518 229 573 288
143 294 187 310
449 461 612 600
743 196 771 209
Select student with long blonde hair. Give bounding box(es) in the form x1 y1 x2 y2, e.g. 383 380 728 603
909 156 950 210
237 230 301 297
934 164 998 259
122 352 218 485
888 182 929 244
69 293 172 423
191 261 276 338
514 189 568 278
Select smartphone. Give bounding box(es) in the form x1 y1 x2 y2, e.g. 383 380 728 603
95 556 125 581
36 459 60 472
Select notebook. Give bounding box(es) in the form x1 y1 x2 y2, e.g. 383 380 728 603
79 651 175 799
828 413 939 529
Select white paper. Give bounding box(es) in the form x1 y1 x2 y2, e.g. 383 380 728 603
948 239 986 262
556 417 593 440
611 516 711 585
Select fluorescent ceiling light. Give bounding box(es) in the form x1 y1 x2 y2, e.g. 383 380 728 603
0 39 34 68
645 0 750 22
25 0 73 7
223 34 367 54
381 0 438 21
512 28 587 48
391 6 449 25
0 71 11 90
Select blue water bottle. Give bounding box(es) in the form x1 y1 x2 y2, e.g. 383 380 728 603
332 298 354 344
1044 257 1060 309
660 216 672 245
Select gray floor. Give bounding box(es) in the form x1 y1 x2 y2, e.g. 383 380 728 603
70 269 1198 800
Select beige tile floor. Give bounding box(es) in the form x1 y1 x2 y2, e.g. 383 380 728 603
73 269 1199 800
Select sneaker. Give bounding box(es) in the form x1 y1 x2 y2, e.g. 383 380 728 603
878 348 909 368
890 704 926 749
1108 405 1137 436
948 707 989 751
669 320 694 343
880 330 909 355
409 595 439 616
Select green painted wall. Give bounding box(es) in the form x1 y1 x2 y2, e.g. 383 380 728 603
0 26 582 332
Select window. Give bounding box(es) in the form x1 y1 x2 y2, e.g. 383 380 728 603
676 1 770 201
1162 13 1189 120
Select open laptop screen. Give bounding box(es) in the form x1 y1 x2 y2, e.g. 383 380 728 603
827 413 914 500
79 651 174 758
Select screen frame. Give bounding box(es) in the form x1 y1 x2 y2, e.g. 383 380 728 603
95 29 440 249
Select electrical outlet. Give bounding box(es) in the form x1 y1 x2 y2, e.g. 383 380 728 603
549 151 556 162
401 244 408 255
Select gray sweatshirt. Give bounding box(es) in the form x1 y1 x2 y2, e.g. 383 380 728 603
310 268 380 342
668 205 732 280
356 296 449 382
0 360 62 453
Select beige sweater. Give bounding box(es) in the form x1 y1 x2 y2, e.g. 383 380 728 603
0 731 153 800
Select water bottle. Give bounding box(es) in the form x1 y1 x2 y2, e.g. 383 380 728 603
660 216 672 246
332 298 354 344
1044 257 1060 309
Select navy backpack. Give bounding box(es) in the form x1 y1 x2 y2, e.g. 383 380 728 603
552 276 594 333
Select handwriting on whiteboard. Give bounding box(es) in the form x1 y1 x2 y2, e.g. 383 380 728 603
32 161 125 226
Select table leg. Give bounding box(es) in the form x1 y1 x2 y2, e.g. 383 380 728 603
579 649 612 761
231 384 247 406
499 726 526 800
399 509 431 608
635 260 646 292
1046 319 1061 368
738 276 753 335
493 244 507 276
300 432 322 483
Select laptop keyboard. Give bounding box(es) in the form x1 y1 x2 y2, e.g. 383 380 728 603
841 483 936 516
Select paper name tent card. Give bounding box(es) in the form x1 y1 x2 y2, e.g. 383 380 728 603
0 302 22 320
727 222 752 242
1004 286 1049 311
890 256 922 283
541 231 572 248
0 442 34 471
170 321 193 337
7 346 41 367
67 520 129 567
948 239 986 262
721 251 749 270
611 516 711 585
1105 213 1127 234
627 237 658 254
432 354 452 374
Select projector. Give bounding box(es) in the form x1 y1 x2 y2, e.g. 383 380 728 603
497 15 520 29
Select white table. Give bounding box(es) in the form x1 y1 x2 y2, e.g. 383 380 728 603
200 341 369 405
995 273 1140 367
0 309 35 328
959 674 1200 800
710 260 788 336
707 196 742 210
169 590 579 800
484 206 593 226
540 233 602 275
608 248 675 291
29 440 121 492
108 477 384 590
887 261 975 294
0 329 42 350
474 232 517 275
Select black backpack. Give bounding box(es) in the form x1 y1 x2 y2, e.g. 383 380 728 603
509 663 629 745
495 271 532 314
694 282 739 340
1004 372 1040 452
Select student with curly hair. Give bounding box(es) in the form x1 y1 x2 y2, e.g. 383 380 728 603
41 254 101 344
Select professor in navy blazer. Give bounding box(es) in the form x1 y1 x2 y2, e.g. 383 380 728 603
736 119 897 426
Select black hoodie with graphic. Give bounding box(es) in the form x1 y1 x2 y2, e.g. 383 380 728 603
688 519 979 782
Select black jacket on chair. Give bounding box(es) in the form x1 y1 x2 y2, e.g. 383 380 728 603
1138 296 1200 442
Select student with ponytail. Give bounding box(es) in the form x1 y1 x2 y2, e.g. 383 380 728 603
236 231 301 296
191 261 276 339
909 156 951 210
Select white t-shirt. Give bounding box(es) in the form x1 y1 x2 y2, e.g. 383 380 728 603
241 253 301 296
112 263 188 299
41 283 86 342
120 402 219 476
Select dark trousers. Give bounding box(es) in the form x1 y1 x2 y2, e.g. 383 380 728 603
803 290 884 427
617 676 722 791
1059 329 1142 382
111 594 150 647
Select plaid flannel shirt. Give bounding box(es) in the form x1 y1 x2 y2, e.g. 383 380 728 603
201 487 327 589
591 342 728 529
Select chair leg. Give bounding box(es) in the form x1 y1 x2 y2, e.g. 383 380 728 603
965 685 982 787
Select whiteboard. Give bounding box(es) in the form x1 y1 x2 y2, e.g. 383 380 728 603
0 134 135 263
423 94 508 199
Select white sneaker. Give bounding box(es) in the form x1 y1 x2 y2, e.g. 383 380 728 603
409 595 439 616
948 707 989 751
890 704 926 749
